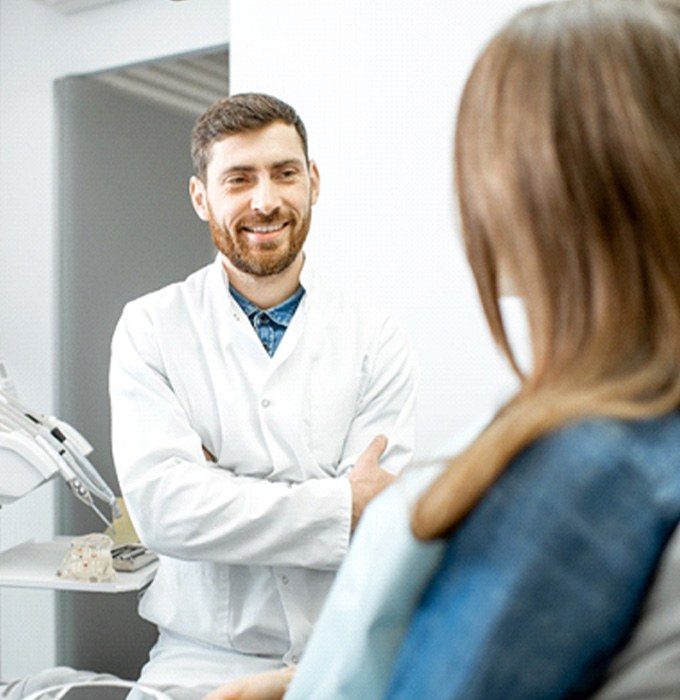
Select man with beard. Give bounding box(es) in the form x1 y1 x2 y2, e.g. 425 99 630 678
108 93 417 694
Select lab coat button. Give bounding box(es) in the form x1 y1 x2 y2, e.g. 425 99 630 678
292 655 299 664
261 399 271 408
281 575 289 585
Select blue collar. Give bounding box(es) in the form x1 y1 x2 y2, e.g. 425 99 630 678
229 284 306 328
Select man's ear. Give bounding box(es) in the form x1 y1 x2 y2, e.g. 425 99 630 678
189 176 210 222
309 160 320 205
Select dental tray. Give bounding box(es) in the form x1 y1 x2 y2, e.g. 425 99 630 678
0 537 158 592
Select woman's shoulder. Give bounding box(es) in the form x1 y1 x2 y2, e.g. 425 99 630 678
517 411 680 490
540 411 680 449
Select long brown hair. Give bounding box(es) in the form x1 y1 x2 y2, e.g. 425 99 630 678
412 0 680 540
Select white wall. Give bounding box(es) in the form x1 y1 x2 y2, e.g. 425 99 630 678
229 1 527 457
0 0 228 680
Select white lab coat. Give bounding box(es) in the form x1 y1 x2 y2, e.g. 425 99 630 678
109 255 417 683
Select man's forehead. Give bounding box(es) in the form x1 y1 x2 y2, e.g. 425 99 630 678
206 122 306 173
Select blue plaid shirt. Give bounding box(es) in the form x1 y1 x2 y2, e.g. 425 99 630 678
229 284 306 356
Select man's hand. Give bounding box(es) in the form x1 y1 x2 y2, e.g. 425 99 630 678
348 435 394 532
202 666 295 700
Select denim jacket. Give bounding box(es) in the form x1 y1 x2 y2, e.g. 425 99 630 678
386 412 680 699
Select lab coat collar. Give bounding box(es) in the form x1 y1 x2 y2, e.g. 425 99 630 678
210 253 315 371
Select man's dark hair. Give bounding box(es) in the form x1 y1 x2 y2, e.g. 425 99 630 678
191 93 309 181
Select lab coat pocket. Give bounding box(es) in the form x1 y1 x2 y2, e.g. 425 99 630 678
227 565 290 655
139 557 233 649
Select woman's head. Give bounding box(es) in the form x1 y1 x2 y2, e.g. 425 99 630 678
456 0 680 388
413 0 680 539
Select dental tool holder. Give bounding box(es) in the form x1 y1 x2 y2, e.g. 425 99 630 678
0 368 149 592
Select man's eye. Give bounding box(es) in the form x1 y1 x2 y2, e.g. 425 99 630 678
279 170 297 179
226 176 247 187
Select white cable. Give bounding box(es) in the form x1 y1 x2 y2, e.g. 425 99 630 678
20 678 173 700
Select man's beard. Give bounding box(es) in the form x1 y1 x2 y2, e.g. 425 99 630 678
207 206 311 277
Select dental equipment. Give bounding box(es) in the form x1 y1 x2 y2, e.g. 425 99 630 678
0 370 120 529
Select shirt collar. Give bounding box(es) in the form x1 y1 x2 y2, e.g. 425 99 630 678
215 252 310 327
229 280 306 328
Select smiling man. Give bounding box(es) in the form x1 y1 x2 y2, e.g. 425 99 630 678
108 93 417 694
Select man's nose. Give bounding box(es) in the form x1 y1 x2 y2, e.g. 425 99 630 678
250 178 280 215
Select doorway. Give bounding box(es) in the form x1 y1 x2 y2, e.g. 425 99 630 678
55 46 227 679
